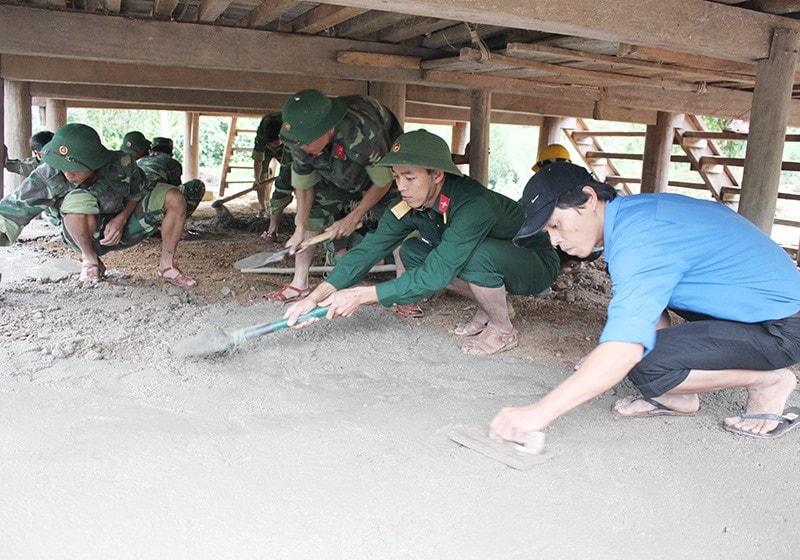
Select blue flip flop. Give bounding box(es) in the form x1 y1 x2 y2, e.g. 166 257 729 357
722 407 800 439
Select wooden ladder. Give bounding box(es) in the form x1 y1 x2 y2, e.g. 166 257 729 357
218 116 258 197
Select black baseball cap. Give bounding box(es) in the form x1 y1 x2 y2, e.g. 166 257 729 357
513 162 608 247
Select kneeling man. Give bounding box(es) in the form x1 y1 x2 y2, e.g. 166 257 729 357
492 162 800 442
285 129 559 356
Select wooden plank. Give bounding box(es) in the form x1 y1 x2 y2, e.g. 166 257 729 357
379 16 454 43
641 112 684 193
153 0 180 19
198 0 232 22
313 0 789 63
292 5 366 34
423 69 601 101
337 51 420 70
571 131 645 138
617 44 757 75
470 90 491 184
104 0 121 13
463 48 702 92
237 0 299 27
422 24 505 50
506 43 757 85
700 156 800 172
333 10 409 39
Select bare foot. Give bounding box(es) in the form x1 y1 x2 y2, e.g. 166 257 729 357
723 369 798 435
613 393 700 417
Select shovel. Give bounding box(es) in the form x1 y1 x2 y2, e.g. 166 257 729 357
233 230 336 270
173 306 329 358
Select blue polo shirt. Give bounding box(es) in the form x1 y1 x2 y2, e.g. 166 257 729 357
600 193 800 353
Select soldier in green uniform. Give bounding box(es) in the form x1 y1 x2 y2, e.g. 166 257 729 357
135 137 206 218
266 89 403 303
0 123 197 287
3 130 54 178
120 130 151 161
285 130 560 356
252 113 294 241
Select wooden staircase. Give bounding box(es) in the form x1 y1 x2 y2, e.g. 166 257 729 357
218 116 258 197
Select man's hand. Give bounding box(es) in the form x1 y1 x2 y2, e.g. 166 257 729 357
99 216 126 246
324 287 371 318
285 295 327 328
489 404 549 444
325 213 362 240
285 228 306 255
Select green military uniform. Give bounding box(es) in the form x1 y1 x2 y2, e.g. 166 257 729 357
0 151 176 256
4 156 40 178
281 93 402 232
252 112 294 216
136 152 205 217
324 172 560 306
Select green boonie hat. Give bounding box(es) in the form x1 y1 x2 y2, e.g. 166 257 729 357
120 131 151 154
40 123 113 172
280 89 347 144
375 129 463 177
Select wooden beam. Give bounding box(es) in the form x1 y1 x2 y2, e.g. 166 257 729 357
641 112 684 193
4 80 31 193
237 0 299 28
198 0 232 22
333 11 409 40
313 0 791 63
292 5 366 34
422 24 505 50
1 55 367 96
153 0 180 19
337 51 420 70
378 16 455 43
0 6 428 83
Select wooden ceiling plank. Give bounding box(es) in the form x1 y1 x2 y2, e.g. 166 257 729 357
292 5 367 34
237 0 299 28
337 51 421 69
333 11 409 39
422 23 505 50
378 16 455 43
198 0 233 22
153 0 180 19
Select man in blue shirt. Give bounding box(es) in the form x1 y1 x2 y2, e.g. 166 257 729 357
492 162 800 443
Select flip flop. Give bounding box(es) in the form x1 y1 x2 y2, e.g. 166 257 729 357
722 407 800 440
612 395 697 417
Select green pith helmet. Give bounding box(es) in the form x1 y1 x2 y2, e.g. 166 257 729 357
280 89 347 144
40 123 113 172
375 129 463 177
120 131 151 154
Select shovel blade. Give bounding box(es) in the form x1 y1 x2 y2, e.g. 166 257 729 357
233 248 288 270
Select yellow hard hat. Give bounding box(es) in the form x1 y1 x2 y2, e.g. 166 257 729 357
532 143 571 172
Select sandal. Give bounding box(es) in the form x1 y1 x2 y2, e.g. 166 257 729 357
156 263 197 287
461 326 519 356
79 258 106 284
264 283 311 303
257 209 267 219
453 302 516 337
391 303 424 319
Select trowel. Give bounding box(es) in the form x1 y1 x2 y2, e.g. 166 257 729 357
449 425 551 470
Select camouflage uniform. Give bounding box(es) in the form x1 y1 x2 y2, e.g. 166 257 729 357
0 151 176 255
136 152 205 217
4 156 40 178
253 112 294 216
281 95 402 232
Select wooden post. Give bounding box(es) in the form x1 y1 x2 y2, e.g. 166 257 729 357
452 121 469 172
184 111 200 182
641 112 684 193
3 80 32 193
537 116 574 156
369 82 406 128
0 72 5 198
45 98 67 132
739 28 800 234
469 90 491 185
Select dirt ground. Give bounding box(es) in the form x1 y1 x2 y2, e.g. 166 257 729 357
1 198 799 559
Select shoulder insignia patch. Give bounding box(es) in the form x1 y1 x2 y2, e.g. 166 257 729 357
390 200 411 219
